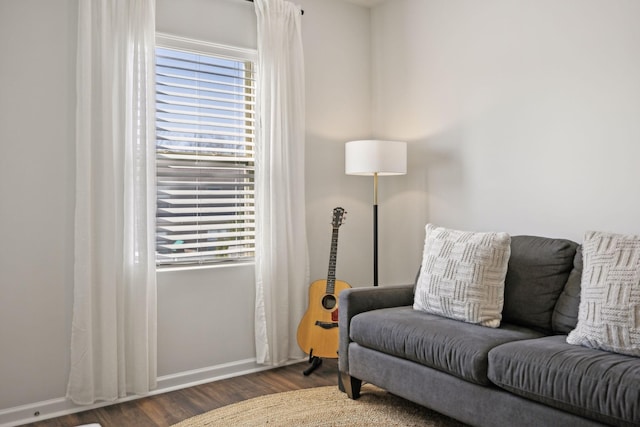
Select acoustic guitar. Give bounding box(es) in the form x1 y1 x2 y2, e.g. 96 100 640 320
296 207 351 360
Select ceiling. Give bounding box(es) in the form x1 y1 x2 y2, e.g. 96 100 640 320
341 0 386 7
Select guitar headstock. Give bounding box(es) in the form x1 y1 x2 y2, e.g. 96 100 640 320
332 207 346 228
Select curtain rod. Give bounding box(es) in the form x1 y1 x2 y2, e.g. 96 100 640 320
245 0 304 15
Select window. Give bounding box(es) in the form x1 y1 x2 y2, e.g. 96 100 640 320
155 36 256 266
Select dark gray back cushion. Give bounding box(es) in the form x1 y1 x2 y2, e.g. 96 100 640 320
552 246 582 334
503 236 578 332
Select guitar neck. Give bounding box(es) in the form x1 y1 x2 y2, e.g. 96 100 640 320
326 226 340 294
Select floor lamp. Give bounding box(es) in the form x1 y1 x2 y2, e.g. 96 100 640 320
345 140 407 286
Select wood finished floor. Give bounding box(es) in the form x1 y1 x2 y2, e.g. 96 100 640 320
21 359 339 427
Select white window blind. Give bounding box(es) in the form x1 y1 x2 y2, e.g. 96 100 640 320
155 42 256 266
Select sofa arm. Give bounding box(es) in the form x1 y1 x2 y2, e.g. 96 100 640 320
338 284 414 373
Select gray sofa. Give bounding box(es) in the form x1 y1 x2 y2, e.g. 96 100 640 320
338 236 640 426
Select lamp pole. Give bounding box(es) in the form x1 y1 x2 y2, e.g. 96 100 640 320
373 172 379 286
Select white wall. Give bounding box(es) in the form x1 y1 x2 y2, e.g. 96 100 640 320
0 0 372 424
300 0 375 287
0 0 77 411
371 0 640 270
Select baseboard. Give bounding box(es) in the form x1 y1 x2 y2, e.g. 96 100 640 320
0 357 304 427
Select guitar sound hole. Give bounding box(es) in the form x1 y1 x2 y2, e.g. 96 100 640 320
322 295 337 310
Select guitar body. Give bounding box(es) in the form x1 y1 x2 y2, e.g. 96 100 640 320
296 278 351 359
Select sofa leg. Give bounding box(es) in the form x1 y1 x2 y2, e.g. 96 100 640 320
339 372 362 399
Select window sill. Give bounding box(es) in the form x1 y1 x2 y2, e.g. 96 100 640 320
157 261 254 273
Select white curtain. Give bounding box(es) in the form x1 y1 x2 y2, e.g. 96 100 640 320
253 0 308 366
67 0 157 405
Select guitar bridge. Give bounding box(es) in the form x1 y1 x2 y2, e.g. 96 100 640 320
315 321 339 329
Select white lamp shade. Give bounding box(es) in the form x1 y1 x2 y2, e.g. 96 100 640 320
345 140 407 176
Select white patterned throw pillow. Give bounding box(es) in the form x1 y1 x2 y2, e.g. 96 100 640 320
567 231 640 356
413 224 511 328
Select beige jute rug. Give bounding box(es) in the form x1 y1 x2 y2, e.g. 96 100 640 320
171 384 467 426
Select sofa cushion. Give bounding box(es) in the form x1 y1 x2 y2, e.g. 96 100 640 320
503 236 578 332
567 231 640 356
350 306 544 386
488 335 640 426
414 224 511 328
552 245 583 333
